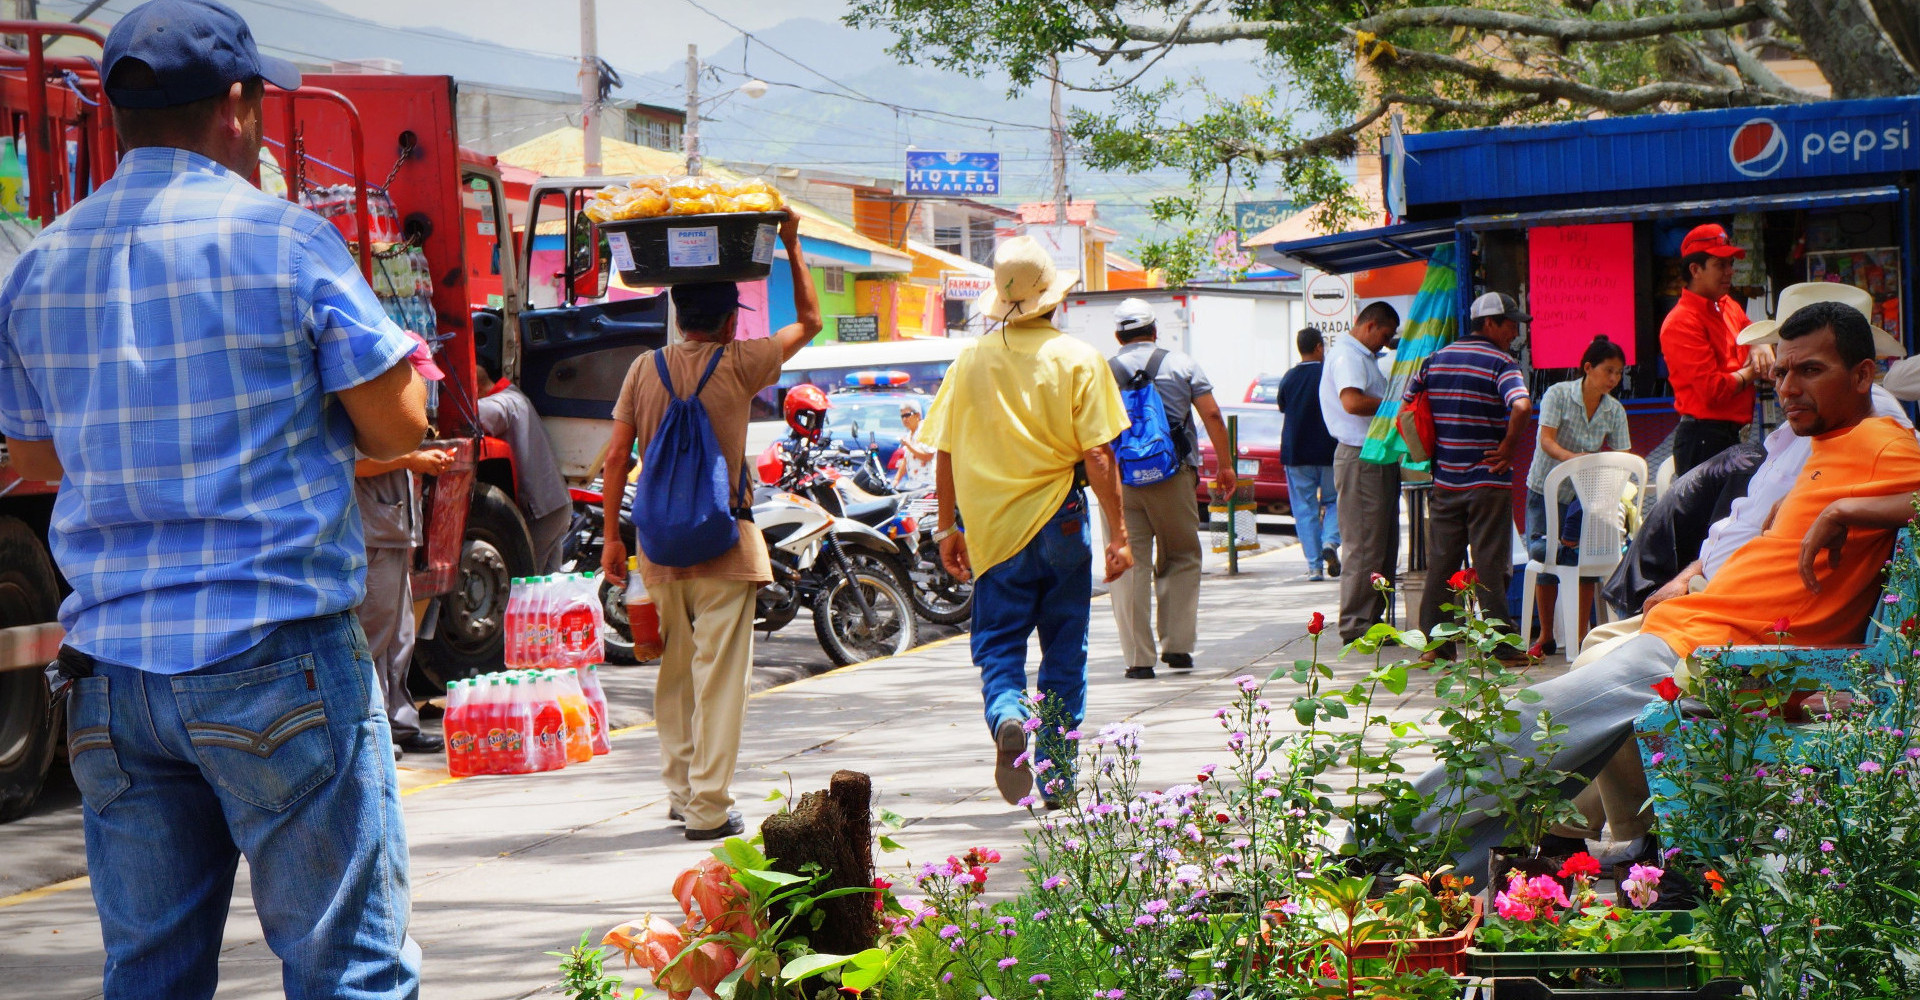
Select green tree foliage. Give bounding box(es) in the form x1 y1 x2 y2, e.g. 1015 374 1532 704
847 1 1920 280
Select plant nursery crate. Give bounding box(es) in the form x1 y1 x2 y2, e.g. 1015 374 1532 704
1351 898 1483 975
594 211 784 286
1465 946 1697 989
1471 976 1745 999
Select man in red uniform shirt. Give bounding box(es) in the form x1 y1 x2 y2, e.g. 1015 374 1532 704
1660 223 1772 474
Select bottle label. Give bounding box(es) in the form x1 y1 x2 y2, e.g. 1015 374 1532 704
559 606 597 652
449 730 475 755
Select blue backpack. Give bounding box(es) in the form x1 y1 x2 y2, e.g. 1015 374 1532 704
1108 349 1182 487
634 347 751 567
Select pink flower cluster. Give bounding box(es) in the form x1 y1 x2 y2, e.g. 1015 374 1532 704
1621 864 1665 909
1493 870 1571 922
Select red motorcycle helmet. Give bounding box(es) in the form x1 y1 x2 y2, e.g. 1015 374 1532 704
784 384 831 440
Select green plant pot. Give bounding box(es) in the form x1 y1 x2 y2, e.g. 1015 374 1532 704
1484 975 1746 999
1466 946 1698 989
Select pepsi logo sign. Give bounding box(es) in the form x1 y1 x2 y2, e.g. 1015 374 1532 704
1729 118 1787 177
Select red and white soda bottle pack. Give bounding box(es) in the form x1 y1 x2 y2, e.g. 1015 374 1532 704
503 573 606 671
444 664 612 777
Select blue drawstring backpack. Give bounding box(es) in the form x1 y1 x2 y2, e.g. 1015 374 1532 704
634 347 751 567
1108 349 1181 487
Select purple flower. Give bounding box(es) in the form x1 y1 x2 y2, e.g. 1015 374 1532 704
1019 795 1038 807
1821 841 1836 853
941 972 954 983
1022 716 1043 733
1144 899 1169 914
1234 675 1259 692
1064 729 1083 740
998 956 1019 969
1030 974 1051 984
1033 909 1051 921
1134 914 1157 927
939 924 961 939
1859 760 1884 773
1907 747 1920 760
1650 752 1666 766
1042 875 1066 890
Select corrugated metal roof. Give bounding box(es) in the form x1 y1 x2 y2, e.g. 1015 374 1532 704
1254 220 1455 276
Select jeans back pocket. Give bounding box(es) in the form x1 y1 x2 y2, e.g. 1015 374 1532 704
171 653 337 813
66 675 131 813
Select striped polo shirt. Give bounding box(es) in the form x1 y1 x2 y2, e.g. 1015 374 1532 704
1405 334 1529 490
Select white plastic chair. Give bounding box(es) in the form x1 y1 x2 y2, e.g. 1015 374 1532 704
1652 454 1675 506
1519 452 1648 653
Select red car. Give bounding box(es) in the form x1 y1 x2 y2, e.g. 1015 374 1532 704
1195 405 1289 515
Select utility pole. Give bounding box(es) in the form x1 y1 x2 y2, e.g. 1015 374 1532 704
1048 54 1066 227
578 0 601 175
685 44 702 176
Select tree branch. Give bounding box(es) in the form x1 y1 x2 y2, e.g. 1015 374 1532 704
1120 3 1771 46
1360 36 1821 112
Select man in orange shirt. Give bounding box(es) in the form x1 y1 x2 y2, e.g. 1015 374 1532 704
1403 301 1920 879
1661 223 1772 474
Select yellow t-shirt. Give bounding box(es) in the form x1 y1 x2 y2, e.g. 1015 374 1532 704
917 320 1129 577
1646 416 1920 669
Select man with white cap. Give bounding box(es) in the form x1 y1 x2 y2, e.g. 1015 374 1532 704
1104 297 1236 679
1660 222 1770 474
919 236 1131 808
0 1 428 993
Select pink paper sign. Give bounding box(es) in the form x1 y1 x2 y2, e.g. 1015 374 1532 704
1528 223 1636 369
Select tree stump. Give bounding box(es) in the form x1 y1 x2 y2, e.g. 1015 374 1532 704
759 769 877 956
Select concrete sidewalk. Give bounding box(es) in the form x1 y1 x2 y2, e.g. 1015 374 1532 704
2 539 1532 1000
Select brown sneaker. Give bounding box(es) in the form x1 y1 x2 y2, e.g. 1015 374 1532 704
994 718 1031 805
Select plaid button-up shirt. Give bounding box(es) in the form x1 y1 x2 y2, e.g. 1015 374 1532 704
0 147 415 673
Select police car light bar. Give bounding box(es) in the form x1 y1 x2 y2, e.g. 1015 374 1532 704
844 370 911 387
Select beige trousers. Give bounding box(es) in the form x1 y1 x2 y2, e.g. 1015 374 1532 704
651 577 758 830
1111 467 1203 668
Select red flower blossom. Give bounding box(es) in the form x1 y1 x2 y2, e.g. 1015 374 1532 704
1703 869 1726 894
1307 611 1325 636
968 866 989 888
1448 568 1479 591
1214 811 1232 824
1558 852 1602 880
1769 616 1792 635
871 876 892 912
1651 677 1682 702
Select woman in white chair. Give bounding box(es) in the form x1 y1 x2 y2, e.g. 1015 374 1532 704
1525 336 1632 657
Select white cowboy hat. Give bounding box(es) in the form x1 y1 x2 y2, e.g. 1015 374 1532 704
1739 281 1901 358
974 236 1080 326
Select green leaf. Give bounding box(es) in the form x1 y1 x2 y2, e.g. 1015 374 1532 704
878 834 905 852
781 952 856 981
878 808 906 828
1381 664 1409 695
734 867 808 892
1295 697 1319 726
764 788 785 801
842 965 885 991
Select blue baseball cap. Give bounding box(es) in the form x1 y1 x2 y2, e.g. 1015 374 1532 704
102 0 301 109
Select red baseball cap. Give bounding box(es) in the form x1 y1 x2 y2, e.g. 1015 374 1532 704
1680 223 1746 259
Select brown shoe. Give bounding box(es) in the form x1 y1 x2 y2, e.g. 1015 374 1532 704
993 718 1031 805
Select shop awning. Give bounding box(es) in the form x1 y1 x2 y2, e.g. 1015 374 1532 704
1256 220 1455 276
1457 185 1901 230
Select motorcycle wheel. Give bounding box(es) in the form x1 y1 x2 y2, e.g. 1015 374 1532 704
907 540 973 626
598 576 639 664
811 567 917 668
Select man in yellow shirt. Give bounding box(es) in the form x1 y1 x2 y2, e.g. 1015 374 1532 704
1399 301 1920 879
919 236 1133 808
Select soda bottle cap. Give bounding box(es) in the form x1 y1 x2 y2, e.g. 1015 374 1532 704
628 556 638 571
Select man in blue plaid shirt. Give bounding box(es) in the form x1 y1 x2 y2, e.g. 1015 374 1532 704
0 2 428 996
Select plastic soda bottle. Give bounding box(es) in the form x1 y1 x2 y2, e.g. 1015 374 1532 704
579 664 611 755
499 677 533 773
625 559 663 662
446 680 476 777
530 673 567 772
477 677 504 774
529 576 555 670
554 573 603 669
503 580 523 668
557 669 594 764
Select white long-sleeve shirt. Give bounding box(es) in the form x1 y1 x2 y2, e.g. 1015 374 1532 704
1699 385 1913 577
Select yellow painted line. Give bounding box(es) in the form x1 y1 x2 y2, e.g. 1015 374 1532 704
0 875 88 909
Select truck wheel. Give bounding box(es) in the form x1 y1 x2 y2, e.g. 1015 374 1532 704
415 484 534 689
0 516 60 823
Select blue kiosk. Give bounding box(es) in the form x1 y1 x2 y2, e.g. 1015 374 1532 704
1265 96 1920 453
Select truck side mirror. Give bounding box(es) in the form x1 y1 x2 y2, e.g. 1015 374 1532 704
568 215 610 302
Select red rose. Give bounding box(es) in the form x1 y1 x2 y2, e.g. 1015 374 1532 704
969 866 989 887
1448 568 1479 591
1651 677 1682 702
1307 611 1325 636
1214 812 1231 824
1770 616 1792 635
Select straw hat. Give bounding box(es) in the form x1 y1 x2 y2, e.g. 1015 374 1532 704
974 236 1080 326
1739 281 1902 358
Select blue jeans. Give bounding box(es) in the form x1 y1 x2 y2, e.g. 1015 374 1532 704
1524 488 1585 586
1284 465 1340 571
972 491 1091 793
67 613 419 1000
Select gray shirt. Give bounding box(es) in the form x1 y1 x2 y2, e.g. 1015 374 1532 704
478 383 571 520
1111 339 1212 465
355 466 420 551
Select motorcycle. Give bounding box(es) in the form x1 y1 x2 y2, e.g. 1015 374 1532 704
565 476 916 668
757 434 973 626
